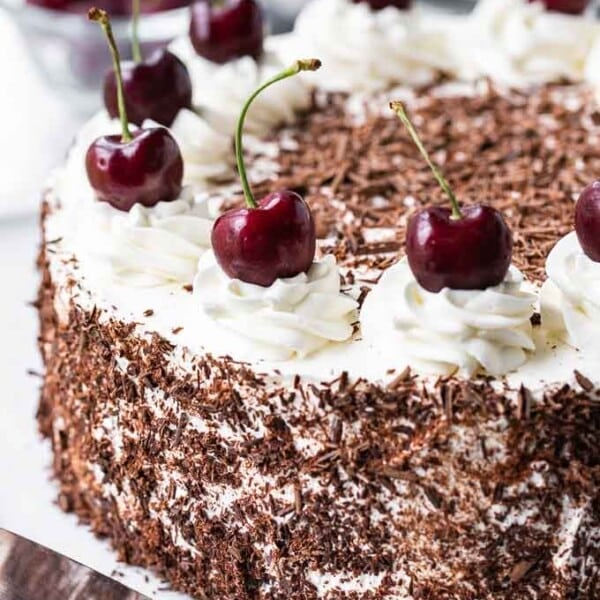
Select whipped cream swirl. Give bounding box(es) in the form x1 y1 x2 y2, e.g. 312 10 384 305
467 0 600 87
541 232 600 353
166 109 233 187
77 187 213 287
170 38 313 135
361 259 536 376
194 253 358 360
282 0 458 92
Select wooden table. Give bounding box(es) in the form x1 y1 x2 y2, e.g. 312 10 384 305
0 530 146 600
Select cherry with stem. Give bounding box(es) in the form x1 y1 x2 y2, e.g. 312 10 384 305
390 101 513 293
212 59 322 287
102 0 193 126
189 0 264 64
86 8 184 212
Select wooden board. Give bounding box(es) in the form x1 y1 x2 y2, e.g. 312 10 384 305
0 529 147 600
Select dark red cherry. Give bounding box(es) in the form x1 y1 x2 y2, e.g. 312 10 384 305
211 59 321 286
189 0 263 64
575 181 600 262
86 128 183 212
352 0 412 9
529 0 589 14
212 191 316 287
390 101 513 293
103 49 192 127
406 205 513 293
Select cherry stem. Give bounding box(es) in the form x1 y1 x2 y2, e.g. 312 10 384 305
131 0 142 63
390 101 462 220
89 8 132 143
235 59 322 209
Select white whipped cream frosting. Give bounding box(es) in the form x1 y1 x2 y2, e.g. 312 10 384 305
361 259 536 376
164 109 233 187
54 111 220 287
193 252 358 360
541 232 600 353
76 187 213 287
283 0 458 92
170 38 313 135
467 0 600 87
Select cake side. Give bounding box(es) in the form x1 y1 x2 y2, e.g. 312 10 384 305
38 199 600 599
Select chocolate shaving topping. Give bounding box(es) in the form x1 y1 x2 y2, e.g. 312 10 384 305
387 366 412 390
509 556 541 584
574 370 595 393
328 415 343 445
518 385 533 421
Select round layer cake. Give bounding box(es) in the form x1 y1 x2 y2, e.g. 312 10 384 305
38 0 600 598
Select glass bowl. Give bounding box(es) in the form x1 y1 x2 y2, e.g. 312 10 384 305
0 0 191 114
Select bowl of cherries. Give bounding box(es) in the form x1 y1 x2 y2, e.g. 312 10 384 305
0 0 191 112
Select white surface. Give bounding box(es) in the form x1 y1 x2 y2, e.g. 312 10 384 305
0 14 86 219
0 214 190 599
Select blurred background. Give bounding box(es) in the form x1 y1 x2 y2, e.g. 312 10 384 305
0 0 473 220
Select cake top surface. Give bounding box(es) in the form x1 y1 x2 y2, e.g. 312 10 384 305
45 0 600 389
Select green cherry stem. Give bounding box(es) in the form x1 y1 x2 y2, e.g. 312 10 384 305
131 0 142 63
89 7 132 143
235 59 322 209
390 101 462 220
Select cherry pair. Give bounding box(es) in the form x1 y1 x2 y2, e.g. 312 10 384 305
215 92 515 293
86 8 184 211
89 0 268 212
